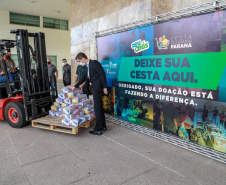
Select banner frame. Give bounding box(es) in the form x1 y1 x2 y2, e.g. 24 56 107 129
95 1 226 163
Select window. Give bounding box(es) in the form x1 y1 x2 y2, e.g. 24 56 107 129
11 54 57 67
10 12 40 27
11 54 36 68
43 17 68 30
11 54 19 66
47 55 57 66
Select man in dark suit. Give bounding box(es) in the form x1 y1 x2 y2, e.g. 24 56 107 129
74 52 108 135
62 59 71 86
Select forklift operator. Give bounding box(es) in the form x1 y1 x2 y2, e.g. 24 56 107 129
0 51 17 83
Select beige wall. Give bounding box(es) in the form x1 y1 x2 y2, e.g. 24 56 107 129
70 0 211 83
0 10 71 80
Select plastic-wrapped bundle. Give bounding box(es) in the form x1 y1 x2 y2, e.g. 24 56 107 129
90 111 95 119
86 111 95 120
73 94 87 104
67 92 75 99
83 104 94 114
58 92 67 99
79 115 89 123
51 105 59 112
49 110 56 116
83 107 90 115
64 114 78 120
63 107 73 115
61 103 68 108
83 99 93 105
54 102 60 107
70 118 82 127
56 98 63 103
72 98 79 104
55 111 63 117
64 104 82 111
73 109 84 116
61 86 73 93
62 103 81 111
67 88 83 99
64 98 72 105
79 102 85 108
62 118 70 126
74 104 82 110
63 104 82 114
73 88 82 94
88 104 94 111
79 99 91 108
81 94 87 99
58 107 63 112
72 96 83 104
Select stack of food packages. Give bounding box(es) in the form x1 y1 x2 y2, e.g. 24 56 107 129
49 86 95 127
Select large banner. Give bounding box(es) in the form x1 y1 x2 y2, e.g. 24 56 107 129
98 10 226 153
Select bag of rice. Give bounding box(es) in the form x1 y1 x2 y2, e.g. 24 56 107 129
83 106 92 114
49 110 56 116
64 114 78 120
63 104 81 114
86 111 95 120
72 96 82 104
72 109 84 116
58 92 67 99
62 118 70 126
61 86 72 93
61 103 68 108
67 92 75 99
79 115 89 123
55 111 63 117
83 99 93 105
64 98 72 104
51 105 59 112
56 98 63 103
54 102 60 107
70 118 82 127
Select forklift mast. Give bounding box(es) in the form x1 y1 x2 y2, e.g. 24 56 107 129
9 29 57 121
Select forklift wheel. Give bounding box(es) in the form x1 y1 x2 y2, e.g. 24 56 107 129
5 102 27 128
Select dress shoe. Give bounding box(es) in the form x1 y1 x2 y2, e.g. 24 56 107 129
89 130 102 135
101 127 107 131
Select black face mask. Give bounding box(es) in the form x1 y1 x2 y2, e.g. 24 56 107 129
47 62 51 65
6 55 11 60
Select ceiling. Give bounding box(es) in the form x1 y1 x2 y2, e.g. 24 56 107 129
0 0 70 20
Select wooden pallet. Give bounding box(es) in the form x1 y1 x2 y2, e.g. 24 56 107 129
32 116 96 135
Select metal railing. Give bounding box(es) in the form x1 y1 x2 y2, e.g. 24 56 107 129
94 0 226 37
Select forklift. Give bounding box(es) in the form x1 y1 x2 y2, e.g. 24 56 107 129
0 29 57 128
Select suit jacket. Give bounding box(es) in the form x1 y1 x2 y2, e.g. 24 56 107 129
62 64 71 83
75 60 107 93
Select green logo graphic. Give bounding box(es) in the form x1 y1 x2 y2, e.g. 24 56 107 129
131 39 149 53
